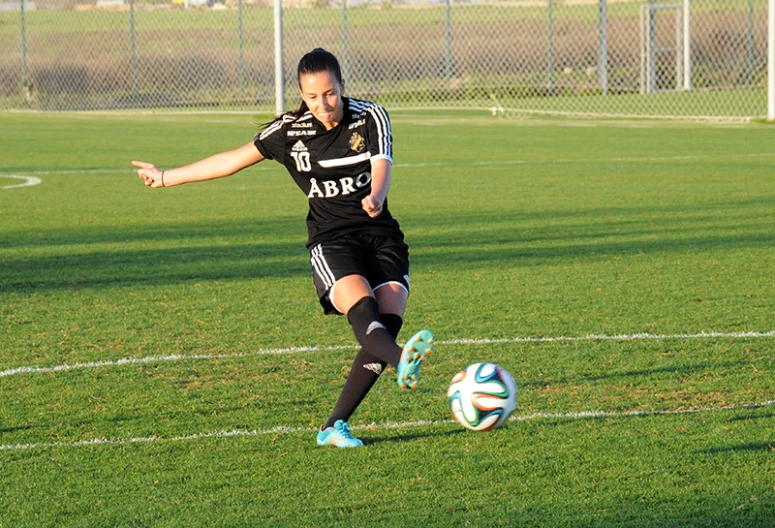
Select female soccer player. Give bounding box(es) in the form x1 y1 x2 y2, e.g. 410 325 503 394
132 48 434 448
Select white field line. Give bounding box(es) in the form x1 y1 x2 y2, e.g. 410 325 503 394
1 150 773 179
1 169 122 176
0 345 356 378
395 151 775 168
500 109 754 123
2 399 773 453
0 175 42 189
1 331 773 380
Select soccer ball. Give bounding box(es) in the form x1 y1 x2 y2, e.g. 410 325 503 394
447 362 518 431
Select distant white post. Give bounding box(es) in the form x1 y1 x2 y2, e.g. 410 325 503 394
274 0 284 115
683 0 691 90
20 0 29 104
598 0 608 95
769 0 775 120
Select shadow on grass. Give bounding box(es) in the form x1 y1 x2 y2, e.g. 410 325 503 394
518 359 755 389
0 411 148 438
0 217 309 293
727 412 775 422
408 195 775 268
698 442 775 454
363 427 464 445
0 423 36 435
2 194 774 292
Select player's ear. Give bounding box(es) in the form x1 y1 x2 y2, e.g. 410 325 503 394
340 79 345 95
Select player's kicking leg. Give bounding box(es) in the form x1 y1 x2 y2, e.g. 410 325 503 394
396 329 434 389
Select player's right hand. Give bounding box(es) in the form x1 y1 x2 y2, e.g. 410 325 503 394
132 160 164 188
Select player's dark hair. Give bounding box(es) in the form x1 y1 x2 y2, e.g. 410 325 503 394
297 48 343 87
262 48 343 128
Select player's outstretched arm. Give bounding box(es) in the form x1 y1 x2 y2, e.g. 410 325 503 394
132 142 265 188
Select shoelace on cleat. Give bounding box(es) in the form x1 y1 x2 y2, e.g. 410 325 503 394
335 422 356 439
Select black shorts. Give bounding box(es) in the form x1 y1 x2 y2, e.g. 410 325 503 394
309 234 410 315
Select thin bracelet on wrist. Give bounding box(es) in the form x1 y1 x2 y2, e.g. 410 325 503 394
161 171 165 187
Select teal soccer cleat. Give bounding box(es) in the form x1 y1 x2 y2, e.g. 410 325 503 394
397 329 434 389
316 420 364 448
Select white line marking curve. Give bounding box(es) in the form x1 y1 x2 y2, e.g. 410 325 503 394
1 331 773 379
1 175 42 189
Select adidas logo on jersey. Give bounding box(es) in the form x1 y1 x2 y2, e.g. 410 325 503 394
292 140 308 152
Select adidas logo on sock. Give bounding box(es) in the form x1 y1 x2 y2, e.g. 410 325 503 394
363 363 383 375
366 321 386 335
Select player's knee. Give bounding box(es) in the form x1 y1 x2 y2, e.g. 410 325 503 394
379 313 403 339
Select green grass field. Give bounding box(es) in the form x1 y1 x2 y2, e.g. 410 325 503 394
1 110 774 527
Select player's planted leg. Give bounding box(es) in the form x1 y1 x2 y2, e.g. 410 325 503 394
322 313 402 431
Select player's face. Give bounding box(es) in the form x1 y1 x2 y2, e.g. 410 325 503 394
299 70 344 130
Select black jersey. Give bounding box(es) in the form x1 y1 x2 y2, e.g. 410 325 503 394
254 97 404 248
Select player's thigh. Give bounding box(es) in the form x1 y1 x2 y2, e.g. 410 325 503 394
330 274 374 315
309 238 367 315
363 235 410 296
310 235 410 316
362 235 410 316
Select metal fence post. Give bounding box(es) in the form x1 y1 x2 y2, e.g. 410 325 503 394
445 0 452 89
274 0 284 115
683 0 691 90
130 0 137 98
745 0 754 85
239 0 245 102
342 0 349 83
20 0 29 104
598 0 608 95
647 0 656 94
547 0 554 89
769 0 774 120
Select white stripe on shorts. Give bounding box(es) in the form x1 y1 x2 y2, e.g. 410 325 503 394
310 245 336 289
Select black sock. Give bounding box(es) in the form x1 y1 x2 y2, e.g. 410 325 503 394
323 312 403 429
346 296 403 369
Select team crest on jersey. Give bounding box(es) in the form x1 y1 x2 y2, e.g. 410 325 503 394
349 133 365 153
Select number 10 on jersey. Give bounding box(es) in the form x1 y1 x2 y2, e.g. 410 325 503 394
291 151 312 172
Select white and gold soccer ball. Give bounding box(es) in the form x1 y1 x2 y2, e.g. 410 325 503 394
447 362 518 431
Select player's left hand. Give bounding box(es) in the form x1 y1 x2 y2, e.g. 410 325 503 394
362 195 383 218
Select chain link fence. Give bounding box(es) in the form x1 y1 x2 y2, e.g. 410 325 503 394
0 0 769 119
